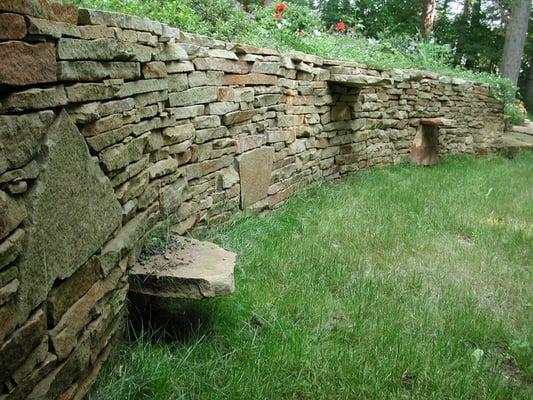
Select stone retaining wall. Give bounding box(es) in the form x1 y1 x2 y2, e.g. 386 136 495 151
0 1 505 398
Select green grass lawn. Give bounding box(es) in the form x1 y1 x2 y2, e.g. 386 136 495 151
90 153 533 400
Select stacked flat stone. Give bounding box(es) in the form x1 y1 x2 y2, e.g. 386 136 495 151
0 1 505 399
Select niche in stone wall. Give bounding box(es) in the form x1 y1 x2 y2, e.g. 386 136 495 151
410 123 440 166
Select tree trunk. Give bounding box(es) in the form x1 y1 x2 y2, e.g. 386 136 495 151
526 57 533 111
500 0 532 85
420 0 438 38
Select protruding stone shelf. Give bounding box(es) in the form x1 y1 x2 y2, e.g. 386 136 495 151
328 73 392 87
129 236 236 300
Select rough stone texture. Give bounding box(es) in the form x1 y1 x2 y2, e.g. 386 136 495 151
169 86 218 107
0 191 26 241
223 73 278 86
58 38 152 62
0 0 77 23
78 8 162 34
0 86 67 113
47 257 102 326
58 61 141 81
238 147 274 208
0 41 56 86
130 236 236 299
26 16 81 38
328 74 391 86
17 111 122 323
0 309 46 383
49 266 122 360
0 13 26 39
0 3 506 399
0 228 25 269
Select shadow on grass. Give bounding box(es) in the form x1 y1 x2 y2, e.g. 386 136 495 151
127 293 216 343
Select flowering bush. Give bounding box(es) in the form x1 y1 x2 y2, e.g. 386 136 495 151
336 21 346 32
255 1 321 36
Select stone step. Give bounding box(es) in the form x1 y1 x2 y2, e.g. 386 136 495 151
129 236 236 299
510 120 533 136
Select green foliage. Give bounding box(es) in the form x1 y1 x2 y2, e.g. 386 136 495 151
90 153 533 399
69 0 256 41
255 2 322 36
504 100 528 126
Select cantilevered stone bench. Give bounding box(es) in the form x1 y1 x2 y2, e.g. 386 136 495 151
129 236 236 300
328 73 392 87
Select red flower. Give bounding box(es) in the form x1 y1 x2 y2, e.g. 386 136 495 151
275 3 286 12
274 13 282 20
336 21 346 31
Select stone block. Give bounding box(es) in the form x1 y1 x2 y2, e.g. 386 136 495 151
186 155 233 179
218 87 254 102
58 61 141 81
0 85 68 113
195 126 229 144
159 178 186 215
99 135 147 171
0 0 77 23
328 73 392 87
142 61 167 78
26 16 81 38
194 115 220 129
156 42 188 61
208 49 238 60
11 337 49 385
223 73 277 86
169 86 218 107
0 12 26 39
0 190 27 241
223 110 258 125
206 101 239 115
17 112 122 323
58 38 153 62
100 98 135 117
163 123 195 144
79 8 163 35
47 257 102 327
49 266 122 360
0 278 18 306
0 228 25 269
0 41 56 86
238 147 274 208
114 78 168 98
254 94 282 108
236 134 266 153
188 71 224 87
65 82 120 102
147 158 179 180
167 60 194 73
193 57 250 74
0 308 46 383
251 61 281 75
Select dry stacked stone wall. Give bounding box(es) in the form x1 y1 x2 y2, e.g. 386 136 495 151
0 1 505 399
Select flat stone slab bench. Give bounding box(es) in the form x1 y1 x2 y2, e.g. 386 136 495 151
328 73 392 87
129 236 236 300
